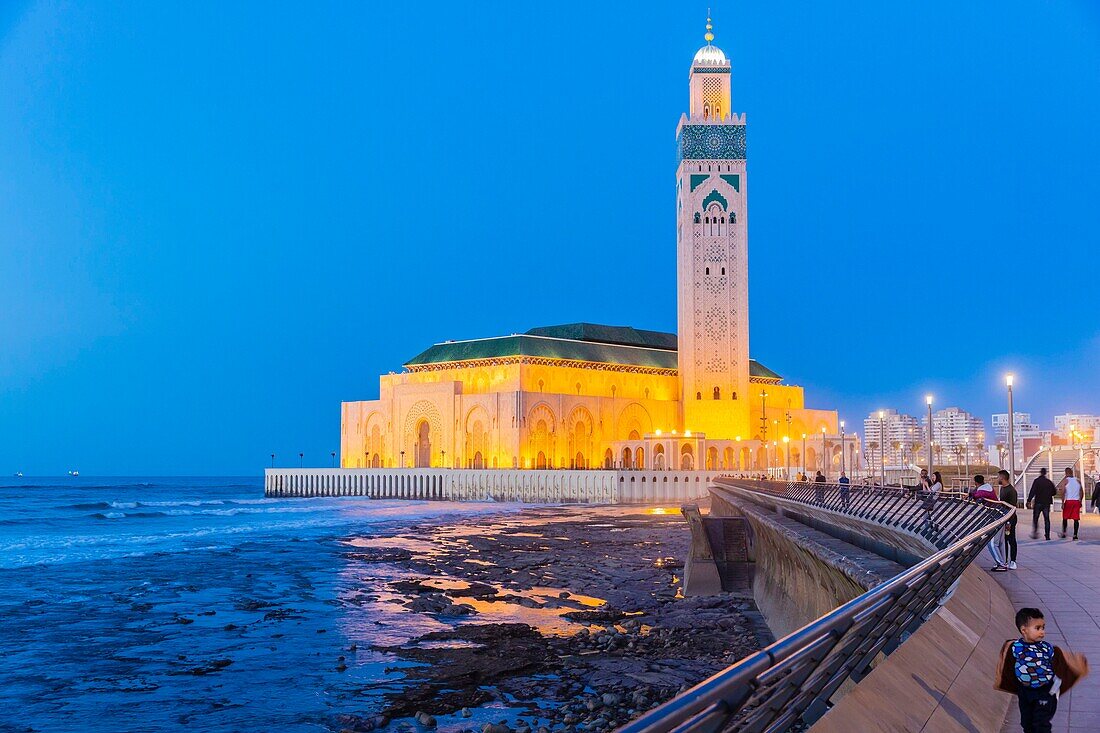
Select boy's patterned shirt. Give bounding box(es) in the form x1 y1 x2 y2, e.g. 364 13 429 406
1012 639 1055 687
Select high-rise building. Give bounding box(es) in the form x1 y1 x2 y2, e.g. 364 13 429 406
991 412 1046 465
1053 414 1100 443
923 407 985 466
863 409 921 472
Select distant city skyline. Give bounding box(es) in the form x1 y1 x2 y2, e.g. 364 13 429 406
2 2 1099 473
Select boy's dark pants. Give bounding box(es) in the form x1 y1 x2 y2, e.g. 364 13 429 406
1017 682 1057 733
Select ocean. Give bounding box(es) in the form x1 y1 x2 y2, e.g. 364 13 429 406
0 476 520 732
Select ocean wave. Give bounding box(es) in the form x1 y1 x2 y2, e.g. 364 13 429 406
91 512 126 520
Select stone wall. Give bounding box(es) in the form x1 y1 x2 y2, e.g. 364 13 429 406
729 499 906 639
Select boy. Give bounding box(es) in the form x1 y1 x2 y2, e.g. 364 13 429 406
996 608 1089 733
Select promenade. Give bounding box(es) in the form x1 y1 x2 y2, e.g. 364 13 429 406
994 509 1100 733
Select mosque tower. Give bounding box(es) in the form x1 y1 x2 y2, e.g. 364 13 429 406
676 15 751 440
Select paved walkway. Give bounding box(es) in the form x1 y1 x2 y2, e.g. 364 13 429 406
993 508 1100 733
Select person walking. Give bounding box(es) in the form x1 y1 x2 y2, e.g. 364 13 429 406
1057 467 1083 541
974 474 1008 571
1026 468 1056 540
998 469 1019 569
1091 475 1100 514
995 607 1089 733
838 471 850 509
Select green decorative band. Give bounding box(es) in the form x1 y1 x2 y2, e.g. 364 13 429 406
692 67 731 73
690 174 709 192
677 124 746 161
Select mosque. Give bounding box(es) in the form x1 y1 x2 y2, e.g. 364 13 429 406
340 18 854 476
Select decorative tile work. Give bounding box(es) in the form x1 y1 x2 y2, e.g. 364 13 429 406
678 124 746 161
701 189 728 211
690 174 710 192
720 174 740 192
692 67 731 74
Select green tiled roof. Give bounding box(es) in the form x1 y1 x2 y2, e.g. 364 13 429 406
404 323 782 380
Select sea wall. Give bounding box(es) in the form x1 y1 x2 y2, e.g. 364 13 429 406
726 499 906 639
264 468 715 504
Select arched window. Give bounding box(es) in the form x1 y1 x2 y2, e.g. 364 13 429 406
721 267 725 275
715 104 721 120
705 267 710 275
696 391 702 400
693 212 701 224
713 386 721 400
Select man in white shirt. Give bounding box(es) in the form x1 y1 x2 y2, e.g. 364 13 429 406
1057 467 1083 541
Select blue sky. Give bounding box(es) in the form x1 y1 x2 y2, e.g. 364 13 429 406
2 1 1099 475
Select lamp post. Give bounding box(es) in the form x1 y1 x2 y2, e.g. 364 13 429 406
925 395 934 473
270 453 275 468
1006 374 1015 483
878 411 886 486
964 437 970 482
821 426 828 480
801 433 807 476
783 436 790 480
400 450 406 468
441 449 447 468
840 420 846 477
331 451 336 468
772 440 777 478
760 391 769 441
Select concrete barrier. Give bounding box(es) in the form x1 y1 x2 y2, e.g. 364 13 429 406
810 566 1014 733
263 468 715 504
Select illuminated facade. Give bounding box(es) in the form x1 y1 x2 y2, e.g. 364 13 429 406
341 18 851 475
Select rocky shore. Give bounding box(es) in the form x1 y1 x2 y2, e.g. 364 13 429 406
336 504 770 733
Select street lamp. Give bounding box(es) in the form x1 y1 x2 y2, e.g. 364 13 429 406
821 426 828 480
964 437 970 481
801 433 807 476
441 449 447 468
840 420 846 477
878 410 886 487
925 395 934 473
760 391 769 441
298 452 304 468
772 440 777 477
1005 374 1015 484
783 436 790 480
400 450 406 468
270 453 275 468
331 451 336 468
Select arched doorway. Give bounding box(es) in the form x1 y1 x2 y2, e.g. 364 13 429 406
536 450 547 469
370 453 381 468
681 444 694 470
473 451 484 469
654 444 666 470
574 451 585 469
603 448 613 469
622 447 632 469
415 420 431 467
723 447 734 470
636 447 645 469
707 446 718 470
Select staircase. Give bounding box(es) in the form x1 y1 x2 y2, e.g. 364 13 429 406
1015 446 1095 495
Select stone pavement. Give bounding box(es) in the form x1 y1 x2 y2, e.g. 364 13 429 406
993 508 1100 733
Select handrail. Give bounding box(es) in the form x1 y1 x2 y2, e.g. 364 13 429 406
618 478 1013 733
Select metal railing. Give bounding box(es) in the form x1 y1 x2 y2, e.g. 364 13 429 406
619 479 1013 733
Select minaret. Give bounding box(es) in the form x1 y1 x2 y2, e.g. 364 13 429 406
676 15 750 440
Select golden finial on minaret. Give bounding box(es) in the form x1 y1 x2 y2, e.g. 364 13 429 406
704 10 714 44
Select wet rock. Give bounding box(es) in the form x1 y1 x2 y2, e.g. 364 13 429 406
179 658 233 675
415 711 437 727
460 708 472 718
483 724 511 733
